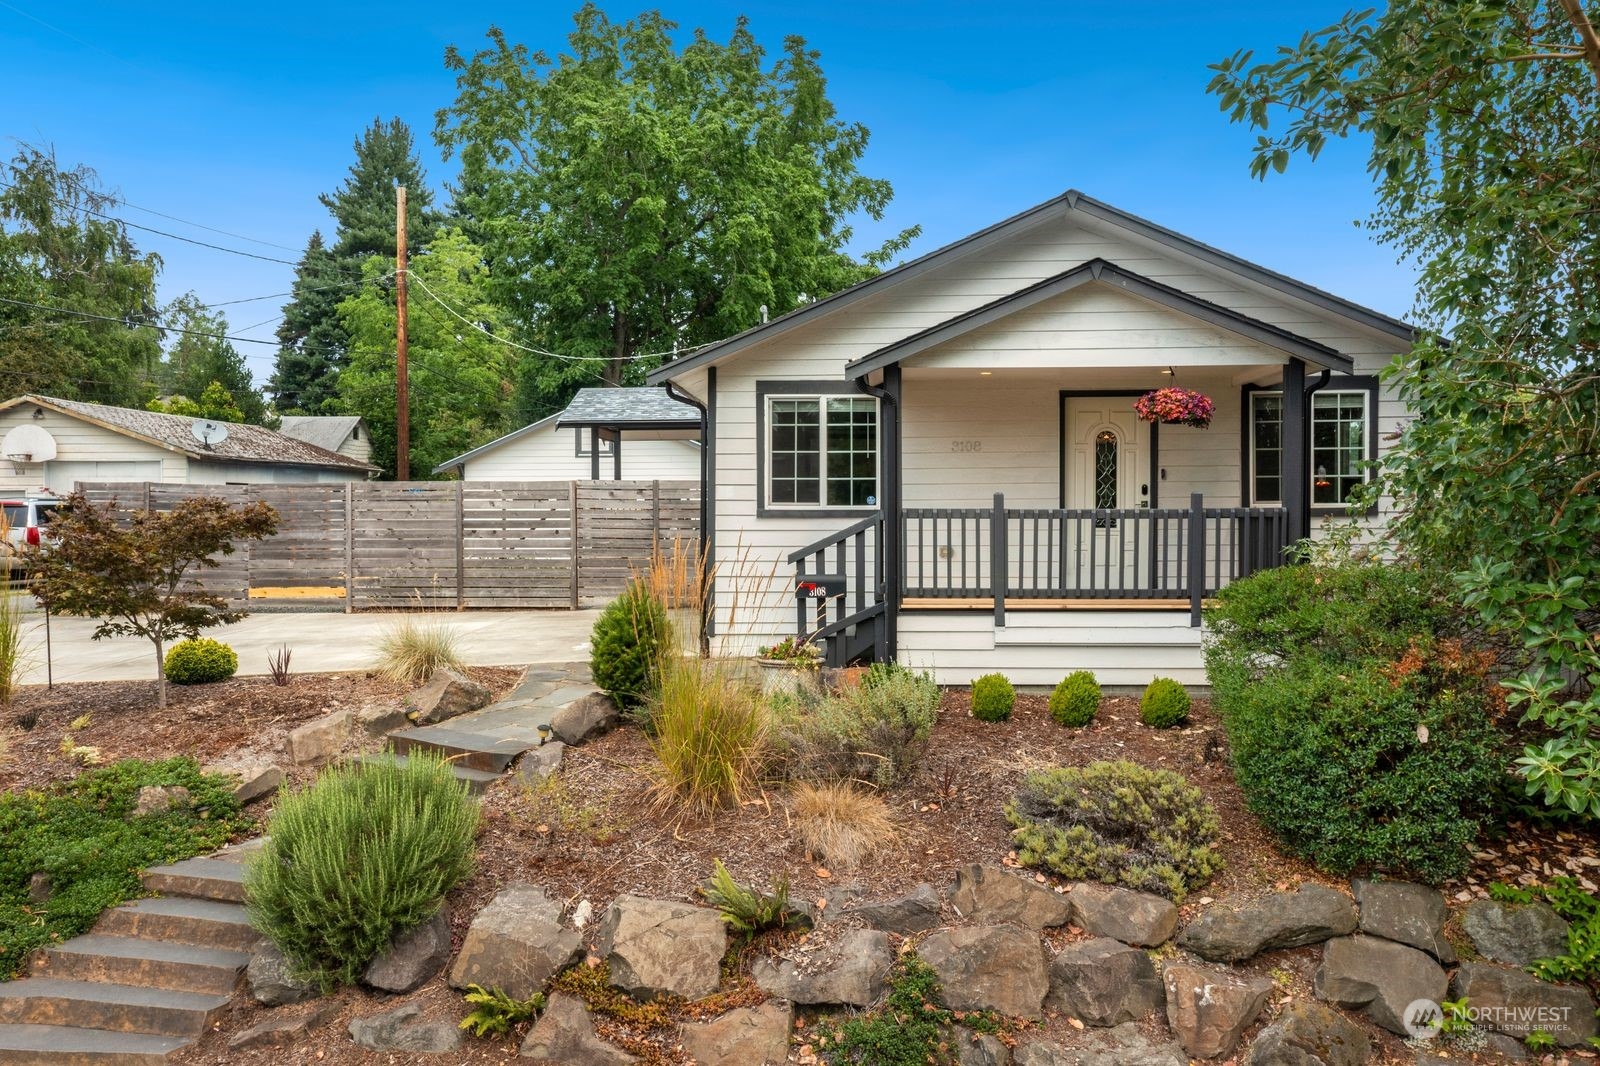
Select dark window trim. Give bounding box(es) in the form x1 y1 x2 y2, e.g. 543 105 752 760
573 427 616 458
756 379 880 519
1241 375 1379 516
1057 390 1160 509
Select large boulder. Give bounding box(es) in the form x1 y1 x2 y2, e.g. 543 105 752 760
354 703 409 738
949 864 1073 930
1245 1000 1371 1066
751 929 891 1007
919 925 1050 1019
247 941 315 1006
348 1003 462 1054
595 894 726 1001
678 1000 792 1066
1015 1023 1187 1066
1046 936 1163 1026
520 992 635 1064
516 742 565 785
449 884 581 1001
1163 962 1273 1060
406 667 492 725
1313 935 1447 1036
287 708 353 767
364 910 451 993
1452 961 1599 1048
1349 879 1455 963
1178 884 1357 962
132 785 191 817
205 762 282 804
1068 883 1179 947
949 1028 1012 1066
1461 899 1571 967
847 884 944 934
550 692 620 745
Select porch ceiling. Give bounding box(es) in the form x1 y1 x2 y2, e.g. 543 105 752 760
846 259 1353 379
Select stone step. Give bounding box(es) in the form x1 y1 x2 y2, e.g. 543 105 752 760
0 1023 188 1065
33 935 248 996
140 857 247 903
0 979 230 1038
358 753 501 795
93 898 258 953
387 727 530 773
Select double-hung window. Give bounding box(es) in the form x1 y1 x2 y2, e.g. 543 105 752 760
1248 380 1377 508
766 395 878 509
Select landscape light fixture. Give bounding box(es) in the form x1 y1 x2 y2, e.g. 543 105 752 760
537 723 552 746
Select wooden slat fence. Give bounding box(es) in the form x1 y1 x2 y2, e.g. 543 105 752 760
76 480 699 610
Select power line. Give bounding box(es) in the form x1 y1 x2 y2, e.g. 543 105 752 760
0 295 347 355
109 198 304 254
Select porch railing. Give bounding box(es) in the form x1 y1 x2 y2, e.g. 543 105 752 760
901 493 1292 626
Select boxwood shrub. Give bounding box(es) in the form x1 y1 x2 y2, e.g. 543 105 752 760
970 673 1014 723
1206 561 1504 883
1140 677 1190 728
164 637 238 685
1049 671 1100 727
589 581 669 706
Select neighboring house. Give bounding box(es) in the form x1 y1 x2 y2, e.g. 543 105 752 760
0 394 378 494
434 387 701 482
647 190 1413 686
276 415 373 467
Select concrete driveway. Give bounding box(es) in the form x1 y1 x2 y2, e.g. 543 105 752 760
11 603 601 685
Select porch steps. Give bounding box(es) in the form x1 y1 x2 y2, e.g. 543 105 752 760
0 855 256 1063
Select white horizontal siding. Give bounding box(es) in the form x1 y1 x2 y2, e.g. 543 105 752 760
0 407 182 496
897 610 1206 687
462 424 700 482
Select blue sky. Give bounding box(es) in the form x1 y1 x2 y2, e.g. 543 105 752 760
2 1 1413 387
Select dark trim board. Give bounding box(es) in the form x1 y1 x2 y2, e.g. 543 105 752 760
1057 390 1161 510
1240 374 1381 518
754 379 884 520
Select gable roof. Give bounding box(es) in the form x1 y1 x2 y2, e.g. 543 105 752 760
845 259 1352 378
431 411 563 474
276 415 363 452
555 387 701 429
0 395 376 472
647 189 1413 385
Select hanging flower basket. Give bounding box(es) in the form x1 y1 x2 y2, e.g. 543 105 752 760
1135 387 1215 429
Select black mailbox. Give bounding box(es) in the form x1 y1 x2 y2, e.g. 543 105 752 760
796 573 846 600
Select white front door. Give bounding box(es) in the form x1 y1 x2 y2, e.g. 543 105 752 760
1063 398 1150 592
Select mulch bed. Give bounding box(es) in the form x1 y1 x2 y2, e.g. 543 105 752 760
9 677 1592 1065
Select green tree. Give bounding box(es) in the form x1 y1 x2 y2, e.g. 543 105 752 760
1209 1 1600 816
27 493 279 708
336 228 517 478
0 145 163 405
435 6 919 397
270 119 442 414
154 295 268 424
270 232 348 414
147 381 248 424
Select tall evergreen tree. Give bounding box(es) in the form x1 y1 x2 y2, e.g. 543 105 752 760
156 294 268 425
269 119 441 413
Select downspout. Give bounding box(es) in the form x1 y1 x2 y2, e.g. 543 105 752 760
1301 369 1331 544
664 380 711 655
855 370 898 661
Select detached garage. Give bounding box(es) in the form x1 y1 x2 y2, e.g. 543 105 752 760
0 394 377 496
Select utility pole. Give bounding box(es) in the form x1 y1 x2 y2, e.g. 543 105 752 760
395 184 410 482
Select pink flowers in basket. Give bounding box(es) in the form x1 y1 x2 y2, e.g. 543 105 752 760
1134 387 1215 429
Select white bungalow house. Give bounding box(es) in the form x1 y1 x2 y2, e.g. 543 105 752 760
434 387 701 482
647 191 1413 686
276 415 373 467
0 394 377 493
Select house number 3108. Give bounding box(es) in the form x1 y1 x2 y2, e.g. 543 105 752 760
950 440 982 453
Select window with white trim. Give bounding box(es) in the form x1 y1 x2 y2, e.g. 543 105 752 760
1249 387 1374 506
767 396 878 508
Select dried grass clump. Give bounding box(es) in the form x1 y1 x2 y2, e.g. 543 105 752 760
372 615 464 685
648 657 769 818
790 781 897 871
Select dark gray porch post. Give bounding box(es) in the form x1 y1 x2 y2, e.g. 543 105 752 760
991 492 1006 628
612 431 622 481
1281 359 1308 545
881 365 901 660
590 428 601 481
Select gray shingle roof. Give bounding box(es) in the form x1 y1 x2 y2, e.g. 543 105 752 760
6 395 375 471
555 387 701 428
276 415 363 453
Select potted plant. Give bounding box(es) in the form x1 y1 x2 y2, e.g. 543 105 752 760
1134 386 1215 429
755 636 823 695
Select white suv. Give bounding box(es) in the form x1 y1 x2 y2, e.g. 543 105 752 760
3 496 61 572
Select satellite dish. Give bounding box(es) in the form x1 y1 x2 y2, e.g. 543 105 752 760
190 419 230 449
2 424 57 463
